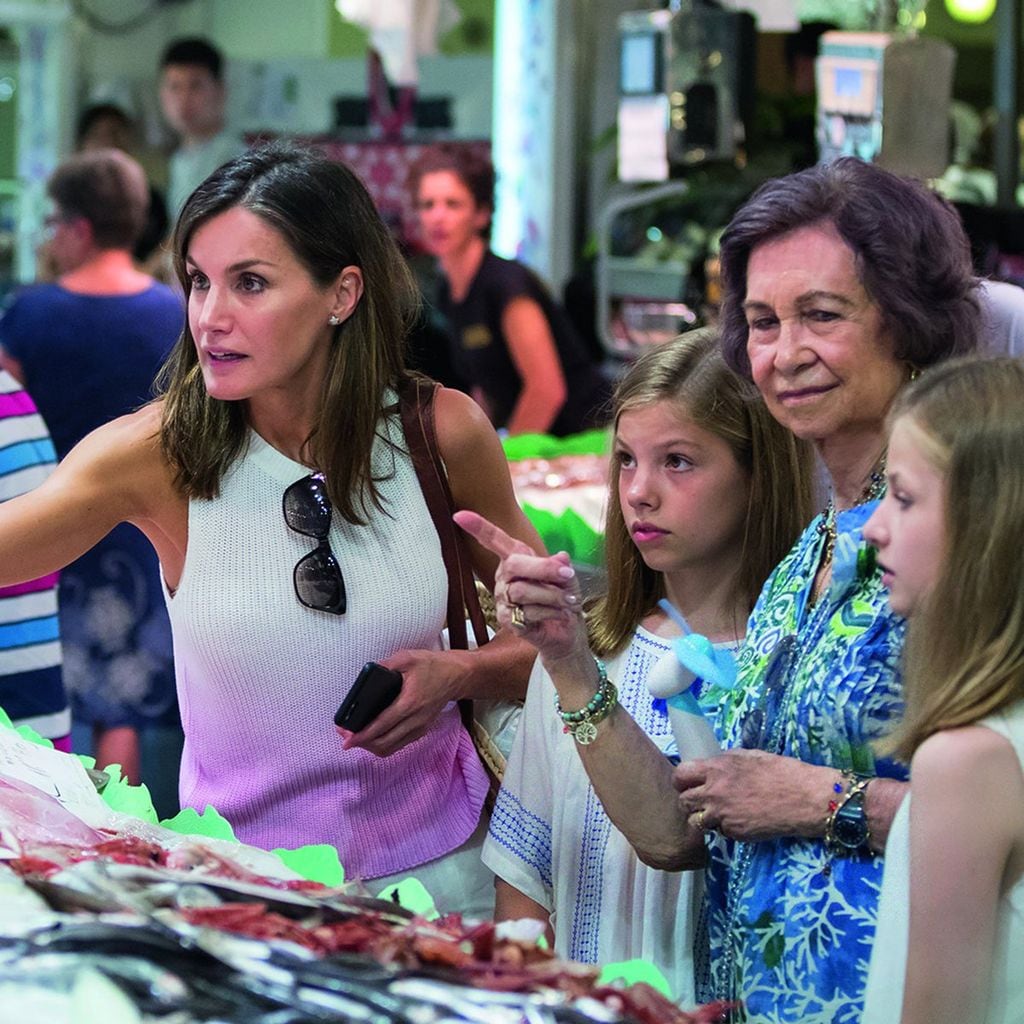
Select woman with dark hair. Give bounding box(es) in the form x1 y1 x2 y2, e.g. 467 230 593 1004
0 143 540 917
716 156 979 377
457 157 981 1021
412 146 610 436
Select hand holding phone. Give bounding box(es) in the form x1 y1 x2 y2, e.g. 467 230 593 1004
334 661 404 732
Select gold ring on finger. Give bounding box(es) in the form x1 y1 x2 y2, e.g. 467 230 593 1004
510 603 527 629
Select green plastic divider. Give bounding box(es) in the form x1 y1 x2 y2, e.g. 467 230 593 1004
96 762 159 824
272 844 345 887
502 430 608 564
502 428 610 461
0 705 53 749
521 503 604 567
597 958 674 999
161 804 238 842
374 876 438 919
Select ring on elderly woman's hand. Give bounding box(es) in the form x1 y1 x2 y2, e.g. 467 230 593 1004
695 809 707 833
510 603 527 629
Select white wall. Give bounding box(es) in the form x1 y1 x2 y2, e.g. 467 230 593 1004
724 0 798 32
230 53 492 137
76 0 491 144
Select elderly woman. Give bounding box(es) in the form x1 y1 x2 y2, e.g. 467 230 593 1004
458 157 980 1022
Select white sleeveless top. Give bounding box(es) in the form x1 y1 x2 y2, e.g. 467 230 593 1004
862 701 1024 1023
164 410 489 878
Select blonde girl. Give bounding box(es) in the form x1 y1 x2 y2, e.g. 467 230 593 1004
474 329 813 1002
862 356 1024 1024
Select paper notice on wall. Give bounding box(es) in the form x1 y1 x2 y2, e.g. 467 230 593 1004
618 95 670 183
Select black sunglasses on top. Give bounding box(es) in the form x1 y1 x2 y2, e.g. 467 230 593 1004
282 472 347 615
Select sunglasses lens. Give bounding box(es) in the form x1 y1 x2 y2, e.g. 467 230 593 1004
740 708 764 750
740 635 796 750
283 474 331 538
294 544 347 614
764 638 794 692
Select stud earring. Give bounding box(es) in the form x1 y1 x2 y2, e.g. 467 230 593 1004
328 314 341 326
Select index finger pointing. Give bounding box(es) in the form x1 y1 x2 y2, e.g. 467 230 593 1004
453 509 534 559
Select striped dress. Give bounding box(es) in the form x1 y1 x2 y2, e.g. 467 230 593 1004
0 371 66 741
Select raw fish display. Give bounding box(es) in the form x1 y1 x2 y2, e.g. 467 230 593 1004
0 726 731 1022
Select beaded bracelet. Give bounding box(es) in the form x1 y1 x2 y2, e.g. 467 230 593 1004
554 658 618 745
822 771 872 874
826 770 852 822
821 770 851 876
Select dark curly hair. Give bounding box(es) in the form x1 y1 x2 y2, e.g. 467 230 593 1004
719 157 980 378
408 144 495 237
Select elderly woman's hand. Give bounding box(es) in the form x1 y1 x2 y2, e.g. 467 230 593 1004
454 509 586 664
674 750 840 843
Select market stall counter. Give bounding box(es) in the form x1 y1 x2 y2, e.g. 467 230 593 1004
505 429 610 579
0 715 727 1023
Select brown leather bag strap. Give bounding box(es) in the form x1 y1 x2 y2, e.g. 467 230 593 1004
398 377 490 651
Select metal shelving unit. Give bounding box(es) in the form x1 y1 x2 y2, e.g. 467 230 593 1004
595 180 697 357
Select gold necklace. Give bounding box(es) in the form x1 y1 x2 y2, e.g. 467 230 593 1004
816 453 888 582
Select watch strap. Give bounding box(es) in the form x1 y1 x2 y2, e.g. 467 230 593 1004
824 774 872 857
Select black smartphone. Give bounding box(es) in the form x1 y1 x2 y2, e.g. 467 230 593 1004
334 661 403 731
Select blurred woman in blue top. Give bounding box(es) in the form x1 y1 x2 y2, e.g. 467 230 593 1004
0 149 183 792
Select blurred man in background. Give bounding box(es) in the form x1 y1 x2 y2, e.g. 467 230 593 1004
159 37 245 218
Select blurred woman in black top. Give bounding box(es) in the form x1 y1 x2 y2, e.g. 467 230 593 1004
412 147 609 437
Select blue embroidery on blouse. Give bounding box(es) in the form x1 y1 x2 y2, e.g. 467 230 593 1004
488 786 553 889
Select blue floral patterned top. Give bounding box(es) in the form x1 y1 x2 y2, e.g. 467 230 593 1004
700 500 908 1024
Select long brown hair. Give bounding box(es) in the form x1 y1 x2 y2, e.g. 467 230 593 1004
880 357 1024 762
157 142 420 524
588 329 815 657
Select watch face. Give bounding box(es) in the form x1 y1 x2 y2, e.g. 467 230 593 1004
833 798 868 849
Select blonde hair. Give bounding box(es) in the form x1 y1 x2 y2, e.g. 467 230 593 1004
588 328 815 657
882 356 1024 762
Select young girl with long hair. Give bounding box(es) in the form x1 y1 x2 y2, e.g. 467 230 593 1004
474 329 814 1002
862 356 1024 1024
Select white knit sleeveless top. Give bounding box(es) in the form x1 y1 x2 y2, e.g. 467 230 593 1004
164 409 489 878
863 700 1024 1024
